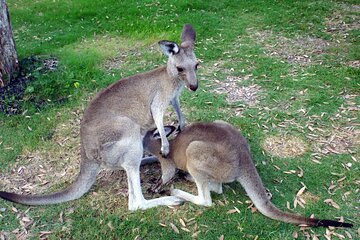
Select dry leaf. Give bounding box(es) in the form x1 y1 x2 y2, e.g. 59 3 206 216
297 167 304 177
107 221 114 231
21 216 31 222
294 198 298 209
170 223 179 234
227 209 238 214
296 186 307 196
324 199 340 209
181 227 191 233
337 176 346 182
192 231 201 238
273 165 281 170
332 232 345 239
344 230 353 239
179 218 186 227
311 159 322 164
59 211 64 223
312 234 320 240
298 196 306 205
297 199 305 208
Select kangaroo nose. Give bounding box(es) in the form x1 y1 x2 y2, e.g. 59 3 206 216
189 84 198 91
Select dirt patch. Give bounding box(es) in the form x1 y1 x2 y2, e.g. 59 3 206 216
0 110 82 194
0 56 58 115
325 4 360 36
306 94 360 157
262 135 307 158
211 75 262 106
313 127 360 155
249 30 330 65
301 191 320 204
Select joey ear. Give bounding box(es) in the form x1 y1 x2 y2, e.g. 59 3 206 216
152 129 161 139
159 40 180 56
152 126 176 139
181 24 196 44
164 126 177 137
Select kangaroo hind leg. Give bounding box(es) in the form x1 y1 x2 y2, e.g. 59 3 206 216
171 176 212 206
209 181 222 194
117 122 182 210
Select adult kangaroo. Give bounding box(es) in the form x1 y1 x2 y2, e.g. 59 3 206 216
143 121 353 227
0 24 199 210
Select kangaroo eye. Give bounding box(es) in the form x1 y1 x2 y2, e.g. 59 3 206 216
176 67 184 72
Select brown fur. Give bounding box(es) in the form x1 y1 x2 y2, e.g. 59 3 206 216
143 121 353 228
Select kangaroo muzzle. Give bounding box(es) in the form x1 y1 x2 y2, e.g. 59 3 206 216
189 84 198 91
186 72 198 91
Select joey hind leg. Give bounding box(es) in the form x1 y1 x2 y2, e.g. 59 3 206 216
171 178 212 206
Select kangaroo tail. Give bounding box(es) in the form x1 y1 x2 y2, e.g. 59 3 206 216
0 161 100 205
236 163 353 228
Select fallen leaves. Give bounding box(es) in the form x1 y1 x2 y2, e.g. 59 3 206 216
169 223 179 234
324 199 341 209
283 166 304 178
263 135 307 158
249 30 330 65
211 76 262 106
294 183 307 209
159 217 201 236
226 207 241 214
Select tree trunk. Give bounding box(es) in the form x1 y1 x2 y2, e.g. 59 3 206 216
0 0 18 88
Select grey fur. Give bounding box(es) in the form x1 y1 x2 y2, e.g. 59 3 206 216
0 24 199 211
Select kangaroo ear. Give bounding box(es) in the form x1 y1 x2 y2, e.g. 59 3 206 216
164 125 177 137
181 24 196 44
152 129 161 139
159 40 180 56
151 126 176 139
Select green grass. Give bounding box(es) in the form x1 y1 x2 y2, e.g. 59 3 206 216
1 0 359 239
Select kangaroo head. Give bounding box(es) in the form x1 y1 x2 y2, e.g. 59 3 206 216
159 24 199 91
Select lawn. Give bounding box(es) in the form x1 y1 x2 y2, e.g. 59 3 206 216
0 0 359 239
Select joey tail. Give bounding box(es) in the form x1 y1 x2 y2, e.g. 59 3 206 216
0 161 100 205
237 161 353 228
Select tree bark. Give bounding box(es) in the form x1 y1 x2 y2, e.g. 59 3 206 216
0 0 18 88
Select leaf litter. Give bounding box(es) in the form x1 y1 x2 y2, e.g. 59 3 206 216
248 29 330 66
1 5 359 239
